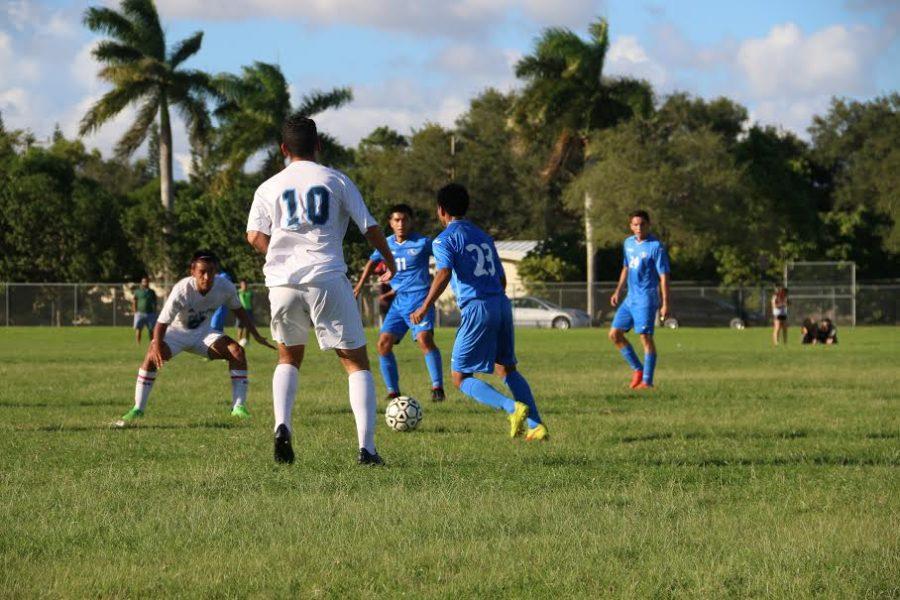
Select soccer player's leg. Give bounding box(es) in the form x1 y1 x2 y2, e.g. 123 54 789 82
633 304 658 388
311 276 382 465
408 296 444 401
207 335 251 417
609 305 643 387
120 336 174 424
494 297 545 440
378 301 408 399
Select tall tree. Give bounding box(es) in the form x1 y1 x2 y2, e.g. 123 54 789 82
80 0 217 212
214 62 353 176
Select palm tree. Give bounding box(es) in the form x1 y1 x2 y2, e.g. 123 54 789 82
80 0 217 212
512 18 653 318
214 62 353 176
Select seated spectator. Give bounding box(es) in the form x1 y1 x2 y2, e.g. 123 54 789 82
800 318 816 344
814 318 838 345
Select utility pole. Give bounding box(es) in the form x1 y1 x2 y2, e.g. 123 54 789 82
585 191 595 324
449 134 456 181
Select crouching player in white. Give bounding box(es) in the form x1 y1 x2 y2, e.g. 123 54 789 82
118 251 275 425
246 115 395 466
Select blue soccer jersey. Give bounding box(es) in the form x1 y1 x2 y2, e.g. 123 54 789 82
432 220 505 308
370 233 432 295
623 234 670 306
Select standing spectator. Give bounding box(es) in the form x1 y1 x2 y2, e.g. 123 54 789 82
236 280 254 347
132 277 158 345
814 318 839 345
771 287 789 346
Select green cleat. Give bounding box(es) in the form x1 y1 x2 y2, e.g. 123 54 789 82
508 401 529 438
115 407 144 427
231 405 251 418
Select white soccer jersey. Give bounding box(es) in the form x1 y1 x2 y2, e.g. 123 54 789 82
246 160 377 287
157 276 241 331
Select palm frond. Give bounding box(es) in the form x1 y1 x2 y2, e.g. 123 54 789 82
98 59 165 86
176 91 213 148
82 7 136 44
93 40 143 64
121 0 164 59
169 31 203 68
296 87 353 117
115 95 159 158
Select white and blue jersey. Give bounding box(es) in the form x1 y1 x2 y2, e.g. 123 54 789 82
613 234 670 334
433 220 515 373
372 233 435 340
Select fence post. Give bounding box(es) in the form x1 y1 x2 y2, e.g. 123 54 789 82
73 284 78 326
5 284 8 326
112 287 117 327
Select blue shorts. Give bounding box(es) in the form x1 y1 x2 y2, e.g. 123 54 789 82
381 289 434 342
452 295 517 374
133 312 157 331
612 302 658 335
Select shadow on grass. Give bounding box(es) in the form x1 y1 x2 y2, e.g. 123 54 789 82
646 455 899 467
619 429 812 443
14 422 241 433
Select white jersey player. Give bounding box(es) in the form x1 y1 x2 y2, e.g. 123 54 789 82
117 251 275 425
247 115 395 466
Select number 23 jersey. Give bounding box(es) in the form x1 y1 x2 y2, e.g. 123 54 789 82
246 160 377 287
432 219 505 308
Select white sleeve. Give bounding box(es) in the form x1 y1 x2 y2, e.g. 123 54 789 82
339 173 377 233
222 280 242 310
157 283 184 324
246 187 272 234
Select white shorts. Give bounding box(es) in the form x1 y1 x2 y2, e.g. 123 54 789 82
163 326 223 358
269 276 366 350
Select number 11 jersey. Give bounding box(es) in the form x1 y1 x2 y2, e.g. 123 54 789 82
246 160 377 287
432 219 505 308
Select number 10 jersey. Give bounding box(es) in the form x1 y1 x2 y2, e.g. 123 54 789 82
246 160 377 287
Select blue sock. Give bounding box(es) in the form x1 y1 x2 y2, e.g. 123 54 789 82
504 371 542 428
459 377 516 413
379 353 400 394
423 349 443 389
643 353 657 385
620 345 643 371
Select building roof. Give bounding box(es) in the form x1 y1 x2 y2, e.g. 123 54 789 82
494 240 538 261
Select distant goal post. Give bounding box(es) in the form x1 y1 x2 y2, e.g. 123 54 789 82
783 261 856 326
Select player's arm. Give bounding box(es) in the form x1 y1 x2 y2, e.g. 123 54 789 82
148 322 169 368
247 230 270 255
353 260 378 298
232 307 276 350
364 226 396 279
379 287 397 302
611 267 628 307
131 294 137 313
659 273 671 320
410 268 451 324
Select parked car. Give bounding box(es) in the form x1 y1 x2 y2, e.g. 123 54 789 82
510 296 591 329
662 297 765 329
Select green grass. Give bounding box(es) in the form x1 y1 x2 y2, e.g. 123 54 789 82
0 326 897 598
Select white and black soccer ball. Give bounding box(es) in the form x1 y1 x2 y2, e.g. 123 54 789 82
385 396 422 432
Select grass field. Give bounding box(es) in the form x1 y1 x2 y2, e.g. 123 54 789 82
0 326 897 598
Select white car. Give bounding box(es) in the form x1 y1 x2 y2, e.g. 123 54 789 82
510 296 591 329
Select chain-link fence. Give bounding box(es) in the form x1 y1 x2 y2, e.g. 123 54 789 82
0 281 897 327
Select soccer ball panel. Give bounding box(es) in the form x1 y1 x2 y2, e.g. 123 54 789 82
385 396 422 431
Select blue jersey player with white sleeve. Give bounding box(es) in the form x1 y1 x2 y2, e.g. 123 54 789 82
609 210 671 389
410 184 547 441
353 204 445 402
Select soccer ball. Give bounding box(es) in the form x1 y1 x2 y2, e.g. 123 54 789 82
385 396 422 432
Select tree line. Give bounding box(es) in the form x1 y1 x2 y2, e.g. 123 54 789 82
0 1 897 285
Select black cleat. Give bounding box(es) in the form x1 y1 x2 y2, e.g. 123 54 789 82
385 392 400 402
431 387 446 402
357 448 384 466
274 424 294 464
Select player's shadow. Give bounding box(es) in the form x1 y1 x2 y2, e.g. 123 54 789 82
644 455 899 467
18 422 241 433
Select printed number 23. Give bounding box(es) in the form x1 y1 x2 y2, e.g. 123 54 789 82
466 243 496 277
282 186 330 228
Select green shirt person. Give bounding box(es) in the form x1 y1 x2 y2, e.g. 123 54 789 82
236 281 254 347
132 277 159 344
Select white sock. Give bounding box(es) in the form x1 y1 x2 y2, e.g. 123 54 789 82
134 369 156 411
230 370 248 410
272 364 298 433
348 370 377 453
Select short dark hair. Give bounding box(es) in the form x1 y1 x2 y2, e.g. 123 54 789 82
437 183 469 217
190 249 219 268
282 114 318 157
388 203 414 219
629 209 651 223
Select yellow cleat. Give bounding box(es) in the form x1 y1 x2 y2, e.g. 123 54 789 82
525 423 549 442
508 401 529 438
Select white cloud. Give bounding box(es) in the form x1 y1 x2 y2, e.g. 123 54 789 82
606 35 668 88
429 43 519 89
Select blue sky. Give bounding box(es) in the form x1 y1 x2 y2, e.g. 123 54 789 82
1 0 898 178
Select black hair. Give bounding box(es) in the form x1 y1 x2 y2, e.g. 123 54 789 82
388 203 414 219
629 209 651 223
281 114 318 157
190 249 219 268
436 183 469 217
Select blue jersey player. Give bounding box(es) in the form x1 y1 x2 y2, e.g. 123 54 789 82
411 184 547 441
354 204 445 402
608 210 671 389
